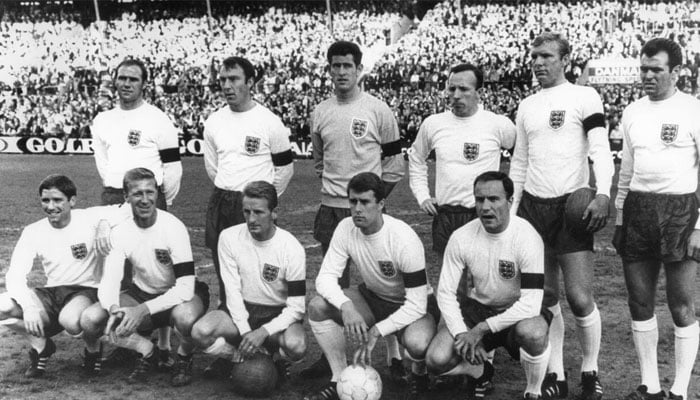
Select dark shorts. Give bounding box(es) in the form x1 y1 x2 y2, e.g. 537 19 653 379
313 205 351 246
220 301 287 331
205 188 244 249
357 283 440 335
517 191 594 255
460 297 552 360
123 281 210 334
432 205 477 255
102 186 167 210
616 191 699 263
33 285 98 337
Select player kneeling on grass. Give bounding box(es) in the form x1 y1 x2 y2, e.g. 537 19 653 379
305 172 438 400
0 174 128 377
80 168 209 386
426 172 550 400
191 181 307 381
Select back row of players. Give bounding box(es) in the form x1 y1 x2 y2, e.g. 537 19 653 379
2 33 698 400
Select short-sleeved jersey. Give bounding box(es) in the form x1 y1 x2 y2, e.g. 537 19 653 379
315 215 429 336
311 92 405 208
217 224 306 335
409 109 516 207
98 210 195 315
615 91 700 227
203 102 292 192
511 82 613 208
437 216 545 336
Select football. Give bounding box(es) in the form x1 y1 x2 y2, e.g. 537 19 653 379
229 353 279 397
565 187 596 233
336 364 382 400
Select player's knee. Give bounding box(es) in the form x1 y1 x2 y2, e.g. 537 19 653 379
191 321 214 347
0 294 17 316
425 345 453 373
80 305 107 334
282 332 307 361
566 290 594 317
627 296 654 320
403 332 431 360
669 303 696 327
308 296 332 321
542 288 559 308
59 312 81 335
514 318 548 354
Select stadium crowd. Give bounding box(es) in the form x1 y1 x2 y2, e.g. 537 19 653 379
1 0 699 144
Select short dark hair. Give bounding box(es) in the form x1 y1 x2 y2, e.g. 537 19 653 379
449 63 484 89
641 37 683 70
347 172 385 202
39 174 76 198
532 32 571 58
221 56 256 82
473 171 514 199
123 168 157 193
327 41 363 66
115 58 148 82
243 181 278 211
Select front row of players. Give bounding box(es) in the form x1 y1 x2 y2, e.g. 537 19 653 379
1 168 553 399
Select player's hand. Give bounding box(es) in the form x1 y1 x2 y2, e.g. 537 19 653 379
341 302 368 344
454 323 488 364
686 229 700 261
420 199 438 216
23 309 45 337
94 220 112 256
238 327 269 358
612 225 624 253
115 304 149 337
105 307 124 342
583 194 609 233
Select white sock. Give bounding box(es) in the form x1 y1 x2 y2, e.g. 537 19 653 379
669 321 699 399
575 304 601 373
631 316 660 393
309 319 347 382
203 337 237 356
442 360 484 377
521 344 550 397
385 334 402 364
547 303 566 380
157 326 172 350
111 333 154 357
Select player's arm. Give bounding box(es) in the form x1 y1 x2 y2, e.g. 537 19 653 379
484 228 544 333
310 111 323 178
497 114 517 151
436 234 470 337
97 238 127 313
203 119 218 183
157 115 182 206
218 233 252 335
315 222 353 309
261 241 306 336
509 105 529 214
6 227 42 314
614 108 635 226
91 116 109 183
582 91 614 231
269 121 294 196
377 104 405 196
408 119 437 215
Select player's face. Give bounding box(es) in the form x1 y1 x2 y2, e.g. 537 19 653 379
114 65 144 108
640 51 679 101
242 196 277 241
329 55 362 95
219 65 253 112
349 189 384 234
40 188 75 229
125 178 158 227
530 41 568 88
474 180 512 234
446 70 479 118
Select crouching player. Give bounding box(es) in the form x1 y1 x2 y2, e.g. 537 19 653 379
191 181 307 380
305 172 438 400
426 172 550 400
80 168 209 386
0 174 128 377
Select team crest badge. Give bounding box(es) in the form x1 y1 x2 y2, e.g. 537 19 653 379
660 124 678 144
350 118 369 139
378 261 396 278
155 249 172 265
245 136 261 154
71 243 88 260
262 263 280 282
127 129 141 146
463 143 479 161
549 110 566 129
498 260 516 280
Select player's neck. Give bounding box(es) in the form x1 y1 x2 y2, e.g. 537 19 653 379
49 214 71 229
335 86 361 102
133 211 157 229
649 88 677 102
360 216 383 236
541 77 567 89
119 97 144 111
251 226 276 242
228 99 255 113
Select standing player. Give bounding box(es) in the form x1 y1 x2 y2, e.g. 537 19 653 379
304 40 406 380
427 172 550 400
191 181 306 380
305 173 437 400
80 168 209 387
0 175 126 377
510 32 614 400
409 63 515 256
203 56 294 311
614 38 700 400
